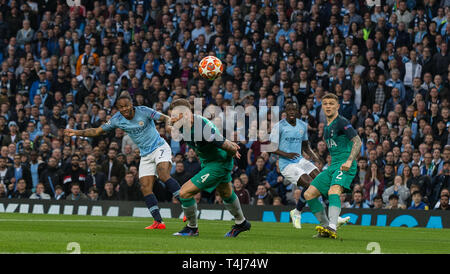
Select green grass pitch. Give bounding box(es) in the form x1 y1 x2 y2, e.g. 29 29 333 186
0 213 449 254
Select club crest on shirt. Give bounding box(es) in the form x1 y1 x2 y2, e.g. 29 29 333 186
139 121 144 126
299 129 304 135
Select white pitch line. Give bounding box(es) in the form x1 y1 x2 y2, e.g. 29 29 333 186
0 219 146 223
0 250 370 254
0 218 239 226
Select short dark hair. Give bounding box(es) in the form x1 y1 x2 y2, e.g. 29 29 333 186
353 190 363 196
117 91 132 102
411 191 422 197
89 186 98 193
389 194 399 200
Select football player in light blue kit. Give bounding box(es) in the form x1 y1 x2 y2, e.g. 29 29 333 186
64 91 180 229
270 102 349 229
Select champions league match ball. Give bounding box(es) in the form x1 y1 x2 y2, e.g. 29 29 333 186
198 56 224 80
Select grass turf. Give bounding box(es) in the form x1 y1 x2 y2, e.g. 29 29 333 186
0 213 449 254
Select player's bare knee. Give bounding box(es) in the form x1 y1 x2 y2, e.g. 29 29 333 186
218 188 232 199
328 185 342 196
298 174 312 187
303 189 314 200
156 165 170 181
140 185 152 195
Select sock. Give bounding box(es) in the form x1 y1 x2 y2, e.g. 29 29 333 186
180 197 198 228
306 197 329 226
164 177 181 201
144 194 162 223
223 191 245 225
296 187 308 211
328 194 341 230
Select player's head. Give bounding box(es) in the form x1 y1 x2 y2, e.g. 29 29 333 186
321 93 340 118
116 91 134 120
285 101 299 122
169 98 193 124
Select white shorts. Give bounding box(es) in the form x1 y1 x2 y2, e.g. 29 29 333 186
139 142 173 179
281 158 318 185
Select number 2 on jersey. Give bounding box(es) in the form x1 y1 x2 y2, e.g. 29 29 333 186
336 171 343 180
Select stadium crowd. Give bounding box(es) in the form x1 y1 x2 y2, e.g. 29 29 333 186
0 0 448 211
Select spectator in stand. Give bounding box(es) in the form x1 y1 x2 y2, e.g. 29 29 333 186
407 164 432 201
9 178 31 199
85 161 106 195
372 195 384 209
253 182 277 206
233 177 250 205
435 194 450 210
40 156 63 197
183 148 201 178
408 191 429 210
383 164 396 187
66 182 88 201
386 194 405 209
53 185 65 200
99 181 119 201
272 196 282 206
248 156 269 197
363 163 385 206
350 190 371 208
62 154 86 195
119 172 143 201
383 175 411 207
430 161 450 206
171 161 191 187
29 182 51 200
12 154 32 190
0 0 445 213
0 183 6 198
101 148 125 183
340 193 351 208
87 187 99 201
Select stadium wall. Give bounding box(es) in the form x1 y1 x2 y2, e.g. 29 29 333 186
0 198 449 229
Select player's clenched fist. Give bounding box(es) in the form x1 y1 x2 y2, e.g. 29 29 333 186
64 128 77 137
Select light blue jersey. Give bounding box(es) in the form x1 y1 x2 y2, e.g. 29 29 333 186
270 118 308 172
101 106 166 156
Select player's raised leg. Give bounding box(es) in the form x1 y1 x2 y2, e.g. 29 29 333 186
325 184 343 239
154 143 182 202
288 160 320 229
304 172 332 237
173 180 200 236
140 174 166 229
216 182 251 237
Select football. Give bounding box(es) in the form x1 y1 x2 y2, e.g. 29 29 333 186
198 55 223 80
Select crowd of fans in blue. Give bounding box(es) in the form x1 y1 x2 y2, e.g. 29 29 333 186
0 0 448 211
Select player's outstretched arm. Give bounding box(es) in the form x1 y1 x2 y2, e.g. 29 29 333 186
64 127 104 137
158 113 172 126
341 135 362 171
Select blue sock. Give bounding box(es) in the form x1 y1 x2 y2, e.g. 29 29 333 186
144 194 162 222
164 177 181 201
296 187 308 211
